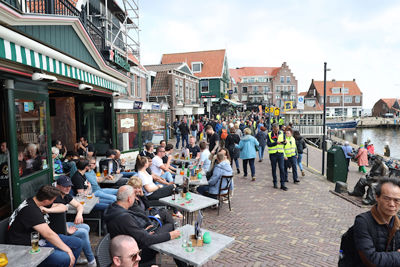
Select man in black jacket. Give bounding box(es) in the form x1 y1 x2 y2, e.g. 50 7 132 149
179 119 189 149
353 177 400 266
104 185 182 267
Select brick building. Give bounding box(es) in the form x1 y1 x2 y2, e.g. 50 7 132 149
304 79 363 118
372 98 400 117
229 62 298 110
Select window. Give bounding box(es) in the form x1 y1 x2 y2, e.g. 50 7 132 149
253 86 258 93
342 88 349 94
291 86 296 92
355 96 361 103
249 77 255 83
332 87 341 94
344 96 352 103
286 76 291 83
185 82 189 100
200 80 209 93
131 75 136 96
275 95 280 99
192 62 202 73
330 96 340 103
137 77 141 97
276 86 280 92
175 79 179 98
242 78 248 83
352 108 358 116
179 80 183 98
242 86 247 93
306 99 316 106
15 99 49 177
334 108 342 116
263 86 269 93
280 76 284 83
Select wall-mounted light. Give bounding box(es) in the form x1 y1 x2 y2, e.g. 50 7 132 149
32 72 57 82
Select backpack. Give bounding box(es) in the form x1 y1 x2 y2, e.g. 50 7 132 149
220 129 228 140
339 212 376 267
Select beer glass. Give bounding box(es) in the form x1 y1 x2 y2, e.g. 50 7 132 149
30 231 40 253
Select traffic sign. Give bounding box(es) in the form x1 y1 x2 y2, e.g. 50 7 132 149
274 108 280 116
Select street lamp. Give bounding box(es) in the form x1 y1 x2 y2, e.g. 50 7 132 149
322 62 331 176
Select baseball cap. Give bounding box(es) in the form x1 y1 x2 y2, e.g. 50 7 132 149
56 175 73 187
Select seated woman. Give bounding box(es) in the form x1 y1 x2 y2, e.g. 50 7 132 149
135 155 182 217
127 176 174 229
85 157 117 205
197 152 233 199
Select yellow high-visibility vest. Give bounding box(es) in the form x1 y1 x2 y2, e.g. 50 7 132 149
284 136 297 158
268 131 285 154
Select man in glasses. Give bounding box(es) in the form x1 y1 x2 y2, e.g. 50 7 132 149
110 235 141 267
349 178 400 266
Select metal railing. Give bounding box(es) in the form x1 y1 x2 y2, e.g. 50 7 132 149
1 0 105 52
295 125 324 136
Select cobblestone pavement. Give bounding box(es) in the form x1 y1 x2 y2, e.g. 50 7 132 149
88 141 369 267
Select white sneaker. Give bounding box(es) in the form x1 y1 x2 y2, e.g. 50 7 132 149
88 260 97 267
76 256 88 265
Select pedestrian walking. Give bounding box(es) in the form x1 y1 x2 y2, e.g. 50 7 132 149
341 141 354 171
255 126 267 162
283 128 299 183
179 119 189 148
225 127 241 174
355 144 368 173
236 128 259 181
190 120 198 140
293 130 306 176
267 123 287 190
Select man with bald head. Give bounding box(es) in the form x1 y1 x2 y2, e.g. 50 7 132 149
110 235 141 267
104 185 184 266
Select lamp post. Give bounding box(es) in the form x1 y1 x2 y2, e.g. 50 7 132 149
322 62 331 176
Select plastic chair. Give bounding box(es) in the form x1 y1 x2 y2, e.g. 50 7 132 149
0 217 9 243
216 175 233 215
95 233 111 267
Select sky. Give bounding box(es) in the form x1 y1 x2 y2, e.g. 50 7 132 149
138 0 400 109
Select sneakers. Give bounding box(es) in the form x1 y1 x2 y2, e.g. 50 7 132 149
251 177 256 181
237 169 240 174
88 260 97 267
294 180 300 184
76 257 88 265
258 159 262 162
273 184 278 189
301 170 305 176
281 186 288 191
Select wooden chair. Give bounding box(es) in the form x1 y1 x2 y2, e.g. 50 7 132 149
0 217 9 243
216 175 233 215
95 233 111 267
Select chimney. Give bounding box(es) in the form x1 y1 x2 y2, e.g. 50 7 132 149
353 78 356 82
311 79 314 83
332 79 336 82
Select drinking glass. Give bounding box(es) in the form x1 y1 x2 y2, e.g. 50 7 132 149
76 193 85 205
103 166 108 176
30 231 40 253
181 231 188 248
0 253 8 267
185 240 194 252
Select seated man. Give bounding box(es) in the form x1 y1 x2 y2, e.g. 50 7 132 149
139 143 155 159
114 149 135 179
150 146 174 183
163 144 177 173
99 150 129 186
42 176 97 266
198 141 211 173
110 235 142 267
351 178 400 266
71 158 108 210
104 185 183 266
85 158 117 205
197 152 233 199
62 151 79 177
186 136 201 159
6 185 82 267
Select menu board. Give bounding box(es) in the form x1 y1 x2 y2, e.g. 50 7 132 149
117 113 139 133
141 113 166 131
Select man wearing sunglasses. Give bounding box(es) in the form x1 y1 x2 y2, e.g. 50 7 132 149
349 177 400 266
110 235 141 267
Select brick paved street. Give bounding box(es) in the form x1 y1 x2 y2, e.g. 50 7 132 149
154 141 369 266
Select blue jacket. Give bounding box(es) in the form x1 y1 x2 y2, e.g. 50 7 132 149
208 161 233 195
236 135 259 159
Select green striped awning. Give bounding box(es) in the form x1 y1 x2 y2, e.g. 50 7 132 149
0 37 126 94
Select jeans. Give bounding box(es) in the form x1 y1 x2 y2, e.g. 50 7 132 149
121 171 135 178
284 156 299 182
66 222 95 263
297 153 304 171
258 145 266 160
269 153 286 186
38 234 82 267
191 130 197 138
161 172 174 183
181 134 189 148
94 188 117 205
231 158 240 171
242 158 255 177
175 133 181 149
196 185 217 199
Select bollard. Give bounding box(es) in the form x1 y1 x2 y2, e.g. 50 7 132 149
342 130 346 140
352 133 358 145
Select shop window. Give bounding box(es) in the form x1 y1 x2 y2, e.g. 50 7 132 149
15 99 49 177
117 113 139 151
140 113 166 145
200 80 209 93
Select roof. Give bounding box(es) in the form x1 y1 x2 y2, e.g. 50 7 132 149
128 54 146 71
229 67 281 82
285 102 323 113
380 98 398 108
149 71 169 96
144 63 184 72
161 49 226 78
312 80 362 96
298 92 307 96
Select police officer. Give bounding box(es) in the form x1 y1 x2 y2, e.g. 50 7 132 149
267 124 288 190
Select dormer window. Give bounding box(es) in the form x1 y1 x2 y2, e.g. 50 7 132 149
192 62 203 73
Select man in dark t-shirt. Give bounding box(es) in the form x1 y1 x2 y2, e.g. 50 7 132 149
7 185 82 267
186 136 201 159
206 125 220 154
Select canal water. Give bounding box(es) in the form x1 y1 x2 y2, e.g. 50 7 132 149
340 128 400 159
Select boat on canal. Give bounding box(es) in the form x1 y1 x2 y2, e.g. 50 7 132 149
327 120 358 129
